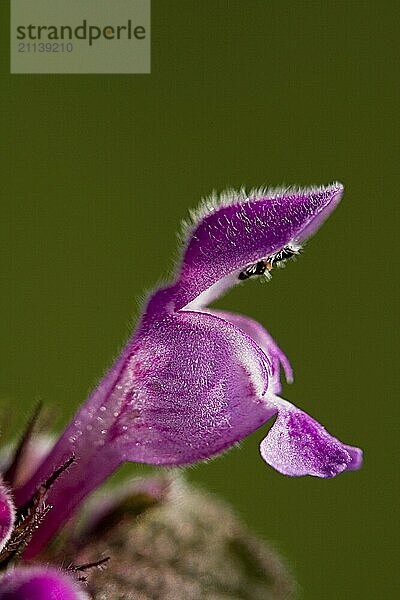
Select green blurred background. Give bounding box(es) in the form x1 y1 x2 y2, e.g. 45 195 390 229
0 1 398 597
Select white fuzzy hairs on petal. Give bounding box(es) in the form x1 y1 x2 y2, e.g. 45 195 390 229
179 182 343 246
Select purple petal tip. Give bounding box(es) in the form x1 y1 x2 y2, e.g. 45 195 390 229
344 444 363 471
293 182 344 244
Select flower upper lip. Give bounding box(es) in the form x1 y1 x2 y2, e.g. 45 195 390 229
170 183 345 311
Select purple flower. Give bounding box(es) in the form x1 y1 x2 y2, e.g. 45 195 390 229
11 183 361 559
0 566 88 599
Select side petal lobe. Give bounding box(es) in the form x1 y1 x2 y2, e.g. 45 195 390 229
260 398 363 478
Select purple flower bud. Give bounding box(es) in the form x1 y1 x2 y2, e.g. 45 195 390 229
16 183 362 557
0 566 88 600
0 480 15 552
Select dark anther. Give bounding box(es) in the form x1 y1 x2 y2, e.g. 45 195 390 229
238 245 299 281
238 261 267 280
267 245 297 268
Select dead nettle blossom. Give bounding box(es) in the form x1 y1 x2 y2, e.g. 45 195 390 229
0 183 362 594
